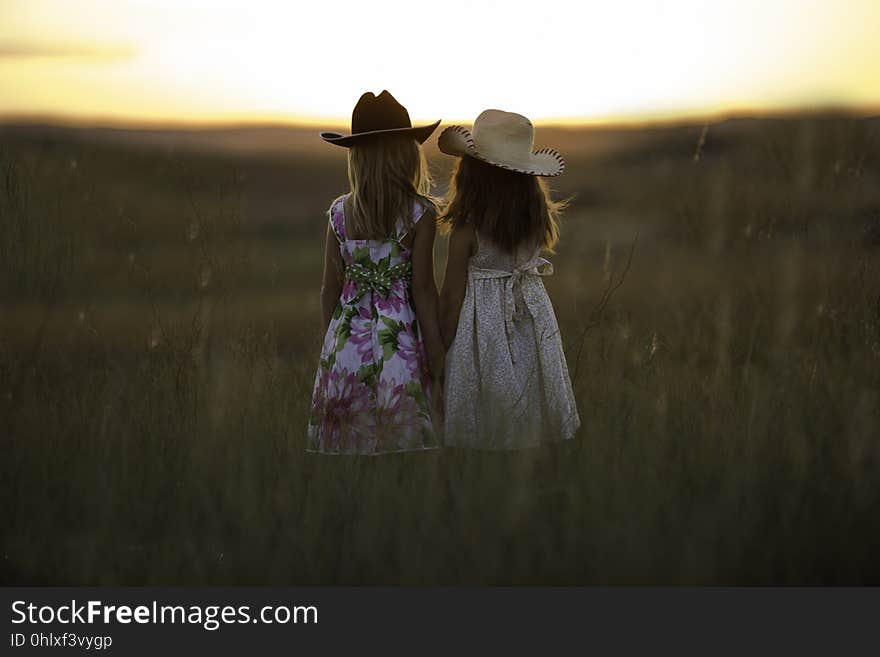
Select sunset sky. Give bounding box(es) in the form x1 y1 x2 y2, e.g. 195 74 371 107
1 0 878 126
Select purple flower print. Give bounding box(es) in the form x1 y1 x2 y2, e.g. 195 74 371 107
349 305 375 363
375 278 407 315
376 380 420 426
340 278 358 304
396 322 422 377
307 195 438 454
311 368 374 451
331 206 346 237
375 379 422 449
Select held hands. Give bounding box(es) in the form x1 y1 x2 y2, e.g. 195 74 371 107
429 351 446 426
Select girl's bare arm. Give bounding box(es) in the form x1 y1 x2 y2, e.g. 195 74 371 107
439 222 474 349
410 210 445 378
320 223 344 330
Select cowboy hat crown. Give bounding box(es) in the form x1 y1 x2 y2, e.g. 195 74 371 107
321 90 440 147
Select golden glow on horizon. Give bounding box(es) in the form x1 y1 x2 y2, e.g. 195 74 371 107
1 0 879 126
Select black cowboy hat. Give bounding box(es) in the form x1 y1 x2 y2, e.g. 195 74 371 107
320 90 440 147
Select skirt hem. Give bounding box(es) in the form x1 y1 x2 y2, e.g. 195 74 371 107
305 445 443 456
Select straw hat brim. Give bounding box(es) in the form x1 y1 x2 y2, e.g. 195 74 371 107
321 120 441 147
437 125 565 177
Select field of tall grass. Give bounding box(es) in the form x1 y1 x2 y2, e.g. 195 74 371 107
2 116 879 584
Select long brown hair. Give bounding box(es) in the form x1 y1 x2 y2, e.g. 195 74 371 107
346 135 436 238
439 156 563 252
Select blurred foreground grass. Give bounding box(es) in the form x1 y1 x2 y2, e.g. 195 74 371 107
1 116 879 584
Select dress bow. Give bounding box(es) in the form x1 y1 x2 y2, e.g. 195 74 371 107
345 260 412 299
470 255 554 362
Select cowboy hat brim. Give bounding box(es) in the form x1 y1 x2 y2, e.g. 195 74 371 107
437 125 565 177
321 120 441 147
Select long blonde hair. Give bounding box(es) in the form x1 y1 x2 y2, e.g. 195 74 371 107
346 136 436 238
439 156 564 253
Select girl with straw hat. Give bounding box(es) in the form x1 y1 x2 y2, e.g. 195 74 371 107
438 110 580 449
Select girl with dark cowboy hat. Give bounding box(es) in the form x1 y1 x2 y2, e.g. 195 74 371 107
307 91 444 455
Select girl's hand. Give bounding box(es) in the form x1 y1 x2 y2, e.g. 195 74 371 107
429 350 446 383
431 371 445 428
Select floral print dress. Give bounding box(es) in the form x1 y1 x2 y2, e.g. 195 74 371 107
307 195 439 454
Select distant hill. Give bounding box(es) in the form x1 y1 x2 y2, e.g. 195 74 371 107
0 122 330 157
2 113 876 161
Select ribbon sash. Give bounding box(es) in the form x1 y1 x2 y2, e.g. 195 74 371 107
345 260 412 299
469 257 554 362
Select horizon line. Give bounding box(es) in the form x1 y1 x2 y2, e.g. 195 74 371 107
1 103 878 133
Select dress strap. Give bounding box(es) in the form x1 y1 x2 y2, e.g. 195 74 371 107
396 198 431 242
328 195 347 243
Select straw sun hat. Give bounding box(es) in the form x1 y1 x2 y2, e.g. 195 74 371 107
438 109 565 177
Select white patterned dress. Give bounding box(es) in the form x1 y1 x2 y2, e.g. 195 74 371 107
444 232 580 449
307 195 439 455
